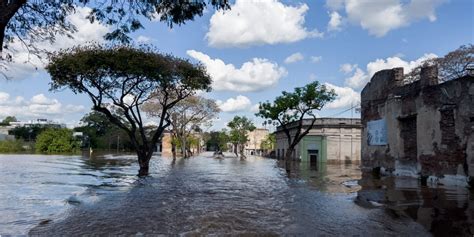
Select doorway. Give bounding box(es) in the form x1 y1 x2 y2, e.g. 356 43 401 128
308 149 319 167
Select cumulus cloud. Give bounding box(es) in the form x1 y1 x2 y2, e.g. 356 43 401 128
250 104 261 113
324 83 360 109
343 53 437 89
325 0 445 37
136 35 152 43
4 7 110 80
206 0 322 48
0 92 85 119
310 56 322 63
340 63 357 74
327 11 342 31
216 95 252 113
284 52 304 64
186 50 287 92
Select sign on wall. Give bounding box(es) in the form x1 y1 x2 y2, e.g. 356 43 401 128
367 119 387 145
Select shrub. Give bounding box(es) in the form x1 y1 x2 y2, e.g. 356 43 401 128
35 128 79 153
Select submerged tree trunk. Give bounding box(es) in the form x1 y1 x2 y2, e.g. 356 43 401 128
137 149 153 177
239 143 246 160
284 147 295 173
171 142 177 160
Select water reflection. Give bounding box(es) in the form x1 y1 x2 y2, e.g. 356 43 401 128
356 172 474 236
1 153 472 236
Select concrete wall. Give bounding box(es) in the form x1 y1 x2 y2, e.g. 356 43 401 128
244 128 269 155
361 66 474 186
275 118 361 162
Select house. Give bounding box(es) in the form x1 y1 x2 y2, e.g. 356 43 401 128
274 118 362 164
244 128 269 156
360 66 474 186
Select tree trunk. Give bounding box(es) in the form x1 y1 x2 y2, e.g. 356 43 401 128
137 150 153 177
181 137 187 158
233 143 238 157
171 142 177 160
284 147 295 173
239 143 246 160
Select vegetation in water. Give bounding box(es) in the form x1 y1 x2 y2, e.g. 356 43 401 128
35 128 80 153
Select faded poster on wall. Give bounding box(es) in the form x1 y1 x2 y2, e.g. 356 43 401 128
367 119 387 145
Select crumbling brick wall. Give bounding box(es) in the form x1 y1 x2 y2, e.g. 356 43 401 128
361 66 474 183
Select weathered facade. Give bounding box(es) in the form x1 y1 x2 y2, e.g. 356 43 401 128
274 118 362 164
361 66 474 186
244 128 269 156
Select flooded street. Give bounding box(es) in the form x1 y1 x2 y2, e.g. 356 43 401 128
0 153 472 236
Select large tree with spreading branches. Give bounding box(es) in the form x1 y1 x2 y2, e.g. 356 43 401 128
46 44 211 176
256 81 336 169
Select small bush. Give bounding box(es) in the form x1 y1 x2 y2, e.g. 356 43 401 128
0 139 26 153
35 128 80 153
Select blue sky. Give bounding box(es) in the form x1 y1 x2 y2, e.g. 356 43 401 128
0 0 472 130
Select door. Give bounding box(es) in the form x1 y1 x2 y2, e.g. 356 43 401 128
308 149 319 167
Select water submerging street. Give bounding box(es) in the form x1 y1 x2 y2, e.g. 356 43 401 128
0 153 472 236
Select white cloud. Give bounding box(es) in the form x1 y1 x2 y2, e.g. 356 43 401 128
310 56 322 63
4 7 110 80
250 104 260 113
186 50 287 92
326 0 444 37
309 73 317 81
340 63 357 74
0 92 85 119
206 0 322 48
136 35 152 43
324 83 360 109
327 11 342 31
284 52 304 64
216 95 252 113
344 53 437 89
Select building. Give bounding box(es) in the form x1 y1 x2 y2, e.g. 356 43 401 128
361 66 474 186
244 128 269 156
9 119 65 128
274 118 362 164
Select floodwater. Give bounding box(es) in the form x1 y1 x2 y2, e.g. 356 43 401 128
0 153 472 236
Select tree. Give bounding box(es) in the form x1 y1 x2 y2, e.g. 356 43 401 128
46 44 211 176
0 116 17 125
9 124 60 141
404 44 473 83
255 81 336 168
0 0 229 67
144 94 219 159
74 111 133 150
260 133 276 157
35 128 79 153
227 116 255 159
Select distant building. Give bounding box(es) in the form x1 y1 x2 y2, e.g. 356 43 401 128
244 128 269 156
361 66 474 186
9 119 65 128
274 118 362 164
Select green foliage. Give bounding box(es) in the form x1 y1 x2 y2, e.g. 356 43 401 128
227 116 256 144
205 130 230 151
256 81 336 126
35 128 79 153
0 139 26 153
256 81 336 160
2 1 229 63
46 44 211 164
0 116 17 126
9 124 61 141
260 134 276 151
74 111 133 150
